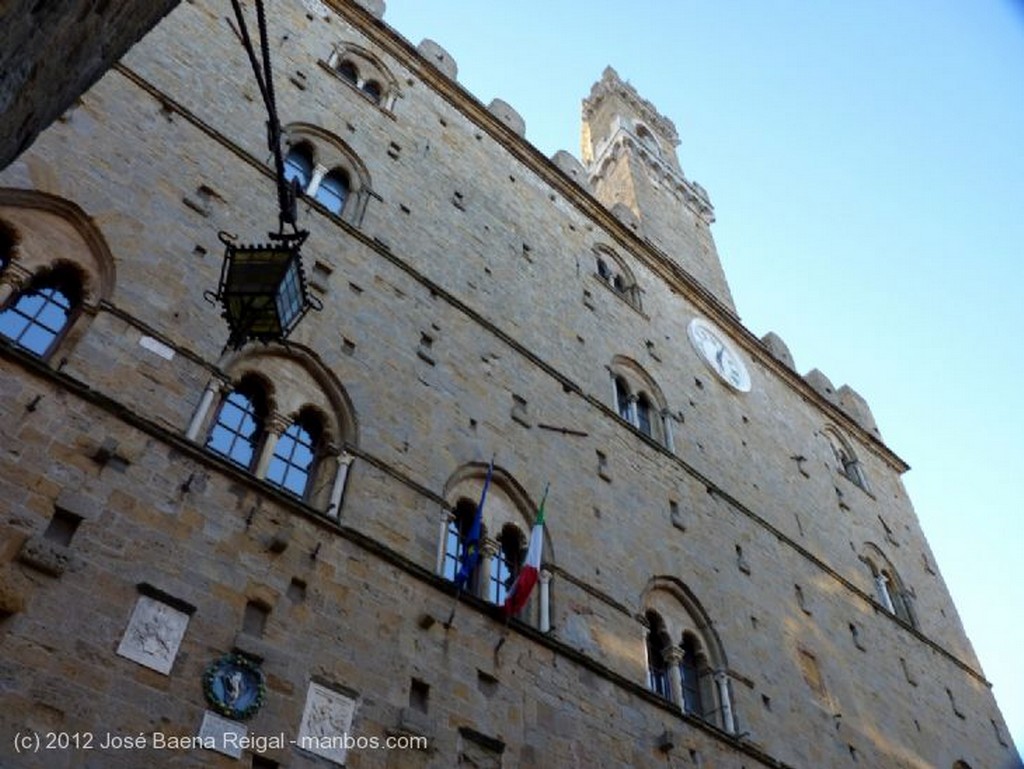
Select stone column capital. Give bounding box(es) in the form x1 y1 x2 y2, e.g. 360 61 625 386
662 645 685 665
266 413 291 436
480 538 500 558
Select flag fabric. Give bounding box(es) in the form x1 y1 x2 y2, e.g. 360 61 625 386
453 459 493 590
503 485 548 617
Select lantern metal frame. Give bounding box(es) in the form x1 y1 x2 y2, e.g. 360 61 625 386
205 0 322 349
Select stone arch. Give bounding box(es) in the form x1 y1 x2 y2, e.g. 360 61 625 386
823 425 868 490
442 463 552 559
440 463 554 626
641 576 728 669
861 542 916 627
216 341 357 449
326 42 400 109
640 577 735 731
283 123 373 224
592 243 641 308
609 355 672 448
0 188 116 308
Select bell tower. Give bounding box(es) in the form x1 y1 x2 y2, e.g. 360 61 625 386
582 67 735 311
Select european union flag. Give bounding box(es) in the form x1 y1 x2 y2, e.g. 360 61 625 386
453 459 493 590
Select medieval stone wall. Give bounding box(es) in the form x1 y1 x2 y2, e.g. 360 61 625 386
0 2 1016 768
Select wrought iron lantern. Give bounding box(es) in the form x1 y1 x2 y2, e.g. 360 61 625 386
206 0 321 349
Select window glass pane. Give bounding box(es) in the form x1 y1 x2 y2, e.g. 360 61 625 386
206 389 262 469
637 397 652 436
314 173 348 215
266 421 317 498
362 80 382 103
0 285 72 356
0 311 30 343
19 325 54 356
284 149 313 191
337 61 358 84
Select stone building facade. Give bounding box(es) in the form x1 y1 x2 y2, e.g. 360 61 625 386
0 1 1017 768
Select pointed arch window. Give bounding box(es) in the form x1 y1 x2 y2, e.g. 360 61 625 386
206 377 268 470
636 393 653 438
489 524 524 605
614 376 632 422
0 265 82 357
681 632 705 716
361 80 382 104
284 143 314 192
326 46 396 109
336 60 358 85
592 246 641 310
313 170 349 216
442 498 479 583
825 427 868 491
863 547 917 628
266 410 322 498
645 610 671 700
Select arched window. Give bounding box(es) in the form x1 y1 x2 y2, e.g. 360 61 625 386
327 45 397 109
206 376 268 470
642 580 735 732
681 632 705 716
313 170 349 216
336 60 358 85
282 126 370 224
266 409 322 498
489 524 524 605
592 246 641 309
645 610 671 700
862 545 916 628
442 498 480 583
284 143 314 191
636 393 653 438
825 427 868 491
0 264 82 357
361 80 382 104
609 357 673 451
614 376 632 421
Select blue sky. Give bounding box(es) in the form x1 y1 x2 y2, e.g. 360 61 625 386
383 0 1023 753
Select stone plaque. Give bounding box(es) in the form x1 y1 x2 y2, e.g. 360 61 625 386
116 595 189 674
198 710 247 759
297 682 357 765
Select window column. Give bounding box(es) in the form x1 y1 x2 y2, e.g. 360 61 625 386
663 645 685 712
435 508 452 575
0 265 30 306
539 569 552 633
186 379 226 441
478 538 499 599
307 163 329 196
255 413 289 479
608 368 619 412
661 408 675 453
714 670 736 733
326 450 354 520
874 573 895 613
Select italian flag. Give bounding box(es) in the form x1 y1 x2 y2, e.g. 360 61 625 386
503 486 548 617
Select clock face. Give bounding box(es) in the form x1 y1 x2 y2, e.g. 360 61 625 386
687 318 751 392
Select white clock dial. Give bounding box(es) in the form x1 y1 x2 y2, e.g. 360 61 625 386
687 317 751 392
